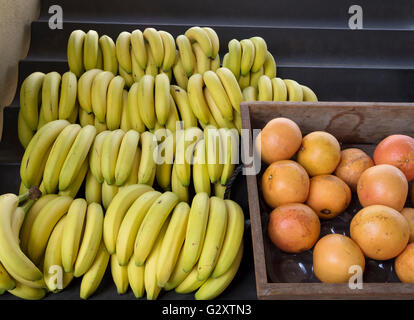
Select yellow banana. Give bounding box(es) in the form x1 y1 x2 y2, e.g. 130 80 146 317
222 52 229 69
175 266 206 294
138 131 158 185
101 129 125 185
197 196 228 281
214 182 227 199
219 128 239 186
250 36 267 73
143 28 164 68
181 192 210 272
240 39 255 76
134 191 179 266
195 242 243 300
41 71 61 122
193 139 211 195
157 202 190 287
154 73 171 125
91 70 115 122
172 52 189 89
165 95 181 134
80 241 110 299
131 29 147 70
59 125 96 190
79 107 94 126
78 69 102 113
94 116 107 133
17 111 34 148
210 53 220 72
176 35 196 77
0 262 15 291
131 49 145 83
120 89 131 131
204 87 235 129
301 85 318 101
271 77 287 101
203 71 233 120
187 73 212 124
204 125 224 184
159 30 176 72
83 30 99 71
116 31 132 73
163 249 189 291
263 51 277 79
192 42 211 74
8 282 46 300
227 39 241 79
170 85 197 129
110 254 129 294
37 104 47 130
243 86 257 101
145 43 158 77
96 45 103 69
58 159 89 198
99 35 118 75
114 130 140 186
250 66 264 89
67 101 79 123
89 130 110 183
185 26 213 58
119 65 134 88
127 82 146 133
171 161 189 203
238 72 250 90
103 184 153 254
74 202 104 277
106 75 125 130
58 71 78 120
138 74 156 130
128 259 145 298
85 170 102 205
216 67 243 114
284 79 303 101
202 27 219 58
67 30 86 77
20 72 45 131
101 181 118 210
155 134 175 190
257 75 273 101
27 196 73 265
122 147 141 186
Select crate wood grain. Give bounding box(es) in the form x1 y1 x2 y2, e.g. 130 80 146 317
241 101 414 300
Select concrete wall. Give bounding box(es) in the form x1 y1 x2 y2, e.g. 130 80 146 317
0 0 41 137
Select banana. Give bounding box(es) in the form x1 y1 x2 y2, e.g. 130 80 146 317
101 129 125 185
84 30 99 71
157 202 190 287
176 35 196 77
257 75 273 101
58 71 78 120
116 191 161 266
17 111 34 148
43 216 74 293
171 161 189 203
20 194 59 254
134 191 179 266
144 217 169 300
301 85 318 101
138 74 156 130
96 45 103 69
67 30 86 77
143 28 164 68
20 72 45 131
165 95 181 134
145 43 158 77
37 104 47 130
114 130 140 186
212 199 245 278
85 171 102 205
128 259 145 298
187 73 212 124
8 282 46 300
204 87 235 129
104 184 153 254
222 53 229 69
204 125 224 184
270 77 287 101
27 195 73 265
250 36 267 73
242 86 257 101
219 128 239 186
91 71 115 122
203 71 233 121
193 139 211 195
43 124 81 194
59 125 96 190
263 51 277 79
175 266 206 294
284 79 303 101
80 241 110 299
197 196 228 281
210 54 220 72
61 198 87 273
216 67 243 114
170 85 197 129
195 242 243 300
41 71 61 122
79 107 95 126
10 201 33 245
0 262 15 291
89 130 110 183
116 31 132 73
110 254 129 294
250 66 264 89
214 182 227 199
202 27 219 58
78 69 102 113
101 181 118 210
238 72 250 90
105 76 125 130
159 30 176 72
227 39 241 79
131 29 147 70
99 35 118 75
121 90 132 131
131 49 145 83
123 147 141 186
94 116 107 134
155 134 175 190
240 39 255 76
74 203 104 277
20 119 70 188
154 73 171 125
181 192 210 272
119 66 134 88
192 42 211 74
59 159 89 198
172 52 189 89
68 103 79 124
185 27 213 58
127 82 146 133
138 131 158 185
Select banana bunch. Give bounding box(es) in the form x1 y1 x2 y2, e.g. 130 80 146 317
173 27 220 90
222 36 276 90
18 71 79 148
243 75 318 102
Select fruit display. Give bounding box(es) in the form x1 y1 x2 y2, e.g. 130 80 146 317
258 117 414 284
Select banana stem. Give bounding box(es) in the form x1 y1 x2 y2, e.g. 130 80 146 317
18 186 42 204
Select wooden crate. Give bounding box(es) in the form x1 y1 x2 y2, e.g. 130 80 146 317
241 101 414 300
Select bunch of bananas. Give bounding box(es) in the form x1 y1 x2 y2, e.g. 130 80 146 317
242 75 318 102
18 71 79 148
